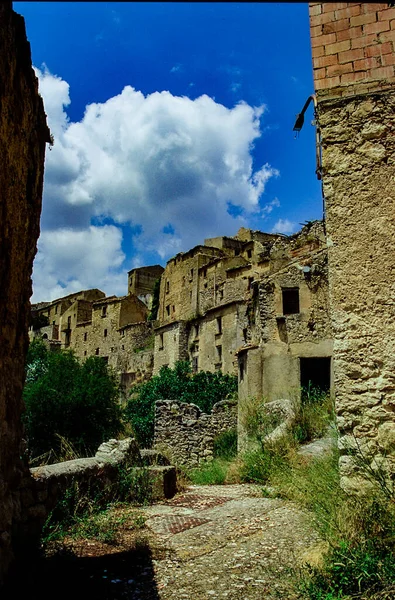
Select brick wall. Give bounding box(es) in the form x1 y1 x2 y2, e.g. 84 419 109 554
310 3 395 97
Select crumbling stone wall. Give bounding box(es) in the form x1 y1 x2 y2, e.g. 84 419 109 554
154 399 237 467
0 1 50 583
310 3 395 492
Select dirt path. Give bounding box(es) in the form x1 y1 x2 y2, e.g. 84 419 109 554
8 484 322 600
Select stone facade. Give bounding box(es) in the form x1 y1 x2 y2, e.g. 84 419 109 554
0 1 50 584
310 2 395 492
31 291 154 395
237 221 333 449
154 399 238 467
153 228 293 375
128 264 164 308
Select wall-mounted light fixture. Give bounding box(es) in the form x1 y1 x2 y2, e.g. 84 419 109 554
293 94 322 181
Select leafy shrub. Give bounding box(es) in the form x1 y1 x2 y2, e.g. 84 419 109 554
292 389 334 444
125 361 237 447
213 428 238 461
23 340 123 459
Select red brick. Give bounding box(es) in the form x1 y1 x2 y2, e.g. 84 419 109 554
312 44 325 59
310 24 322 38
314 67 326 79
309 4 322 17
353 57 379 71
351 34 379 48
326 62 353 77
379 8 395 21
311 31 337 47
379 29 395 42
350 13 377 27
314 54 338 68
325 39 351 55
364 20 390 35
340 71 368 84
338 47 364 63
322 18 350 34
336 26 362 41
370 65 395 78
326 75 341 87
361 4 387 14
310 11 336 26
323 3 346 12
334 5 361 20
381 52 395 67
314 78 328 91
365 41 392 57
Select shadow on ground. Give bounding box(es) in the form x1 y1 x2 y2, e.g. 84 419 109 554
3 543 160 600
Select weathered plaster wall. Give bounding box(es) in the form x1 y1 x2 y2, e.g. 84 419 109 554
153 321 189 374
154 399 237 467
0 1 50 583
310 2 395 492
188 302 248 375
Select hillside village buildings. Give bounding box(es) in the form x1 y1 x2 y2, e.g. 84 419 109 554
30 221 333 401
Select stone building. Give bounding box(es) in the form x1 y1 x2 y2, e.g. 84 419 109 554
238 221 332 401
128 264 164 308
30 289 155 395
154 222 333 400
309 2 395 492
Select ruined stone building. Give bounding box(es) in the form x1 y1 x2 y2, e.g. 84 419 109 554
29 269 164 394
153 221 333 404
237 221 332 403
309 2 395 492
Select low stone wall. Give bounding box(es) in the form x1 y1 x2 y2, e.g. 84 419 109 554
154 399 238 467
14 439 144 545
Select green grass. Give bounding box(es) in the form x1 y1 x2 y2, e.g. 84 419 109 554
188 458 228 485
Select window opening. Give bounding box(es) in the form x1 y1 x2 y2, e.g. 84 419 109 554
282 288 300 315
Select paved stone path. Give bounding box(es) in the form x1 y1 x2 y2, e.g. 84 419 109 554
11 484 322 600
136 484 321 600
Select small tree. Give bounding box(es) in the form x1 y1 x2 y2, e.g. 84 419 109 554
23 343 123 459
125 361 237 447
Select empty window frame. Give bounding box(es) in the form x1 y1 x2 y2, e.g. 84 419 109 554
159 333 164 350
216 316 222 334
166 280 170 293
95 348 100 355
216 345 222 361
239 357 246 381
84 332 88 341
104 329 108 337
102 305 107 317
166 305 170 316
282 287 300 315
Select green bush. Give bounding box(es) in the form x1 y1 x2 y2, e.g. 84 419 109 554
293 388 334 444
23 340 123 459
125 361 237 447
213 428 238 461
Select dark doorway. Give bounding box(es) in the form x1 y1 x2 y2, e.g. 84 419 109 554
300 357 331 396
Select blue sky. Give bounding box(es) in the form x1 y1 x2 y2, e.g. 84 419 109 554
16 2 320 302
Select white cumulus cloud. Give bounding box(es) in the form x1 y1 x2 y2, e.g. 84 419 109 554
33 66 279 301
271 218 297 235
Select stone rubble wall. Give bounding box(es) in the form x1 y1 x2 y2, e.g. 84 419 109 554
15 439 143 543
0 1 50 584
310 3 395 492
319 91 395 493
154 399 237 467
